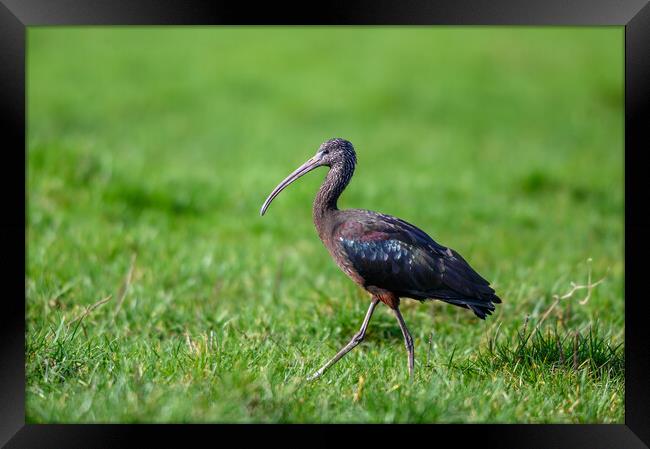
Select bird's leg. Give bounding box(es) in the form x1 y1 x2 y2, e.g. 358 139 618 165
392 306 415 378
307 298 380 381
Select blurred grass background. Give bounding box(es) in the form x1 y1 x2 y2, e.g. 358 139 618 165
27 27 623 423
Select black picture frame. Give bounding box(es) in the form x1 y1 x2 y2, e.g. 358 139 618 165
2 1 648 447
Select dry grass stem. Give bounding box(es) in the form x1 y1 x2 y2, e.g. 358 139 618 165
531 259 608 337
69 295 113 326
113 253 137 319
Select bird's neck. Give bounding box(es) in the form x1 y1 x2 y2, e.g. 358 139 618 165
313 162 354 230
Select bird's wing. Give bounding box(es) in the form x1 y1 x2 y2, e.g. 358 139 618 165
334 211 499 305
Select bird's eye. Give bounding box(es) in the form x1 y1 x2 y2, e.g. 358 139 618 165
322 150 329 155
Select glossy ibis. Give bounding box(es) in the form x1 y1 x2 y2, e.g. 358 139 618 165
260 138 501 380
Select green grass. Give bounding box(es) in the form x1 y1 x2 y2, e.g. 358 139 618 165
26 27 624 423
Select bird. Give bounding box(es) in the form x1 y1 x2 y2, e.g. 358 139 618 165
260 138 501 380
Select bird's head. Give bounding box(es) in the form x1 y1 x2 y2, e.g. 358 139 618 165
316 138 357 167
260 138 356 216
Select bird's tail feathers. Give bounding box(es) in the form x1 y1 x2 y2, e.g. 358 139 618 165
435 292 502 320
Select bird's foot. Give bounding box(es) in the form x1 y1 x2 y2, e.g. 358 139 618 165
306 370 322 382
307 363 329 381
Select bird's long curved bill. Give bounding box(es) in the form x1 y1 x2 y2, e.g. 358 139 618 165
260 156 322 216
